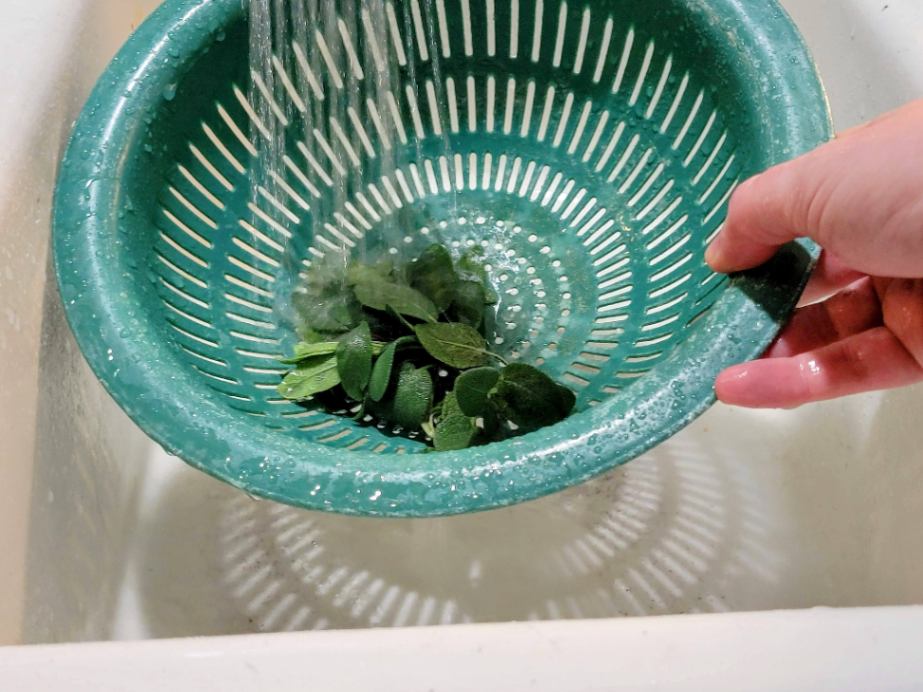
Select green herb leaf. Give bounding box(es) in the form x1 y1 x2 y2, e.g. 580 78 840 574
434 415 477 451
454 367 501 416
293 264 363 334
391 363 434 430
476 405 502 440
458 249 498 304
368 342 398 403
414 322 491 369
353 278 439 323
336 322 373 401
408 244 457 312
490 363 576 428
436 389 462 419
435 415 477 450
346 259 394 286
368 336 417 402
452 280 488 329
296 293 361 333
431 392 475 451
279 341 341 364
277 355 341 400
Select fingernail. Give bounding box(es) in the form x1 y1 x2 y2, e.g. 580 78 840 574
704 242 722 270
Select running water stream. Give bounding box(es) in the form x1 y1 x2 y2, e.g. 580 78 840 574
248 0 460 329
248 0 457 257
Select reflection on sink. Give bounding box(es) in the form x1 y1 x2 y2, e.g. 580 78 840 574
123 429 780 637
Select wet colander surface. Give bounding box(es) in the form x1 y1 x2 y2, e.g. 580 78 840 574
53 0 830 515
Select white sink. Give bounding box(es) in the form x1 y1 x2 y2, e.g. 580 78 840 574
1 0 922 686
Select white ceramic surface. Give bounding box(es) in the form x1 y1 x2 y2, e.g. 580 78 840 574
4 607 923 691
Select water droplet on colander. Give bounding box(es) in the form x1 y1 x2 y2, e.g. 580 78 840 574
162 83 177 101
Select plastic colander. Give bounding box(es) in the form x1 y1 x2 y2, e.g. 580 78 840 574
53 0 830 516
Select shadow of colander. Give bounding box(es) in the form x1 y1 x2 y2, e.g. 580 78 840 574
53 0 830 515
135 422 790 635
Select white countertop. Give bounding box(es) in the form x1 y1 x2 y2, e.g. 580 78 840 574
5 607 923 691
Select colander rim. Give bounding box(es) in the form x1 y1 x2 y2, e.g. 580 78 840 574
53 0 831 516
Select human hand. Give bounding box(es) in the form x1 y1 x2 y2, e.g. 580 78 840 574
705 99 923 408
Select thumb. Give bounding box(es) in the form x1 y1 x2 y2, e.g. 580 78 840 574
705 157 821 274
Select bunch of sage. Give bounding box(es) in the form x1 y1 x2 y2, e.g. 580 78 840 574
278 244 575 450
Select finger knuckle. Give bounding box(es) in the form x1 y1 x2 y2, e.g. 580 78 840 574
883 280 923 366
838 337 874 383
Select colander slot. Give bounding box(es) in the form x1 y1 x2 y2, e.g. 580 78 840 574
692 132 728 185
177 165 226 209
697 155 737 206
641 199 684 236
671 90 705 151
682 110 718 168
566 100 592 155
215 103 258 158
159 276 210 310
659 73 690 135
628 41 654 107
611 27 635 94
645 55 673 120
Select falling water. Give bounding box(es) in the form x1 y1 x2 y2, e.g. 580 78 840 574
250 0 455 253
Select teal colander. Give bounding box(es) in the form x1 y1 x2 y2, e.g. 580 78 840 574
53 0 830 516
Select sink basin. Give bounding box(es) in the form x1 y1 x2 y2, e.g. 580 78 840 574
1 0 922 684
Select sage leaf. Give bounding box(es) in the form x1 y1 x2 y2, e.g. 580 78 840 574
491 363 575 428
454 367 501 416
458 249 498 304
292 282 361 333
415 322 491 369
368 336 417 402
434 413 477 451
279 341 341 364
440 389 465 418
452 280 488 329
408 244 457 312
431 392 475 451
346 258 394 286
391 363 434 430
353 278 438 323
336 322 373 401
277 355 341 400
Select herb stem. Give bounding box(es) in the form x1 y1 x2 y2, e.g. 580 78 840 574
487 351 509 366
390 307 417 332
